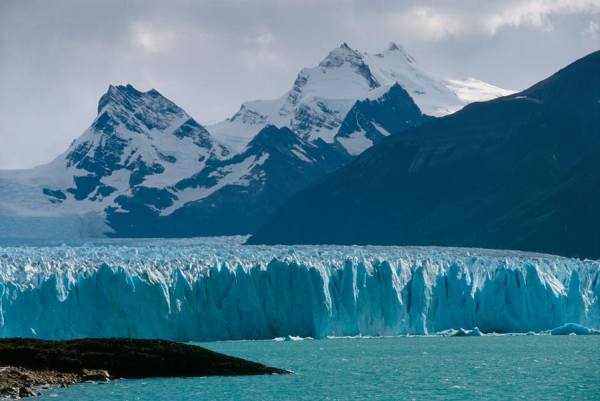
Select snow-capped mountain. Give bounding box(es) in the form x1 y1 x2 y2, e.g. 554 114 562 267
248 50 600 259
0 84 227 237
61 84 228 199
107 125 351 237
0 43 512 239
334 83 432 155
209 42 512 155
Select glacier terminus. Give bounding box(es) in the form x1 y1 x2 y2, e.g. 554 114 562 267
0 237 598 341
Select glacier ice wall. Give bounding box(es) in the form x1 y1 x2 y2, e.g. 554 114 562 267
0 238 598 340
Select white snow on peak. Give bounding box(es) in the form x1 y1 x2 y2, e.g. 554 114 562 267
161 152 270 215
0 85 227 223
208 101 281 154
336 131 374 156
0 45 515 234
364 46 463 116
208 43 513 152
445 78 514 103
372 122 392 137
209 43 376 152
291 145 312 163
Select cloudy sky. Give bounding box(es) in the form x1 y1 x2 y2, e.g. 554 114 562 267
1 0 599 169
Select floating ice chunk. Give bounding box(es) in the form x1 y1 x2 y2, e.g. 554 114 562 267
435 329 459 336
284 335 313 341
452 327 483 337
549 323 600 336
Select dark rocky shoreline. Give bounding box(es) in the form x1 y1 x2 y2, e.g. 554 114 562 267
0 338 289 398
0 367 80 399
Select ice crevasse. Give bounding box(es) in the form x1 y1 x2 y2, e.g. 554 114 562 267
0 238 598 340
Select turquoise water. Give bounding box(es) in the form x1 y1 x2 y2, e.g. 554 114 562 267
37 336 599 400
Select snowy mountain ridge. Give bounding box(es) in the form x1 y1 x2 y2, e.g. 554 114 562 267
247 49 600 260
0 42 512 239
208 42 512 153
1 84 227 219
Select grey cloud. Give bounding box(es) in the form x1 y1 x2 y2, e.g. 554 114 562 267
1 0 598 168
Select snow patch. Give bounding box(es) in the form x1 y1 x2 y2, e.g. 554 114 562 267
445 78 514 104
336 131 373 156
162 153 270 215
372 122 392 137
291 145 312 163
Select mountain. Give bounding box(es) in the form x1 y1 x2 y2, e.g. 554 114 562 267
0 81 417 239
248 50 600 259
56 84 229 200
0 43 511 240
208 42 511 154
106 125 351 236
334 83 432 155
480 145 600 258
0 84 228 238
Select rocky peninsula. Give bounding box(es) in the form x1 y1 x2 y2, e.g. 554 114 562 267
0 338 289 398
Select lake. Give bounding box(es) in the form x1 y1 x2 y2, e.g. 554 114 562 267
36 335 599 400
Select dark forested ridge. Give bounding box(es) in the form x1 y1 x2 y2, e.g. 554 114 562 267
249 50 600 259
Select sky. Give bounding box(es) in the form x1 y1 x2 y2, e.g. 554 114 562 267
1 0 599 169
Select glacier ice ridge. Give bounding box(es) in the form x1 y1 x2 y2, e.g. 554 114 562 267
0 237 598 340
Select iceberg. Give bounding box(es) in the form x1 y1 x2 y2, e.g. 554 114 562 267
549 323 600 336
451 327 483 337
0 237 598 341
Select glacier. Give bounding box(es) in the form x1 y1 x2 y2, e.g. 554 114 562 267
0 237 598 341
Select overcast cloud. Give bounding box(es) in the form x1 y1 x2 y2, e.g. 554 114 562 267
1 0 599 169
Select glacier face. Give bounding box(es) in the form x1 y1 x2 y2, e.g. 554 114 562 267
0 238 598 341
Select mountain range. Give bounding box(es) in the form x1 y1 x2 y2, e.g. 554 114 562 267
0 43 510 239
248 50 600 259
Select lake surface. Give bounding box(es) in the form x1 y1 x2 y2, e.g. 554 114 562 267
37 336 599 400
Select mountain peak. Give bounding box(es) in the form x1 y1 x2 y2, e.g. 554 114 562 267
106 83 143 97
386 42 401 52
211 40 512 151
379 42 415 64
99 84 140 114
93 83 191 140
319 42 364 69
519 49 600 103
97 84 173 116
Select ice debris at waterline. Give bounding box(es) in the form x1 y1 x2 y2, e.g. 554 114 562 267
548 323 600 336
0 237 598 340
447 327 484 337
